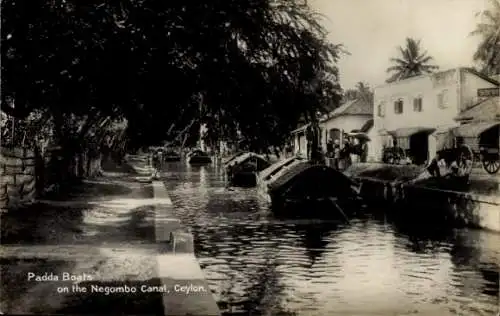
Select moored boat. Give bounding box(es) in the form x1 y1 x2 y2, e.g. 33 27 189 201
164 150 181 162
226 152 270 187
188 149 212 164
265 162 361 219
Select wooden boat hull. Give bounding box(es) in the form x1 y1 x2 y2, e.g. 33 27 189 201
270 195 361 219
228 172 258 187
264 162 361 218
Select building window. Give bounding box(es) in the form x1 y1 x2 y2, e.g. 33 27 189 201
394 99 403 114
413 97 423 112
437 90 448 109
377 102 385 117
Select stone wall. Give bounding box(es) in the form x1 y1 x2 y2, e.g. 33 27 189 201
0 147 38 210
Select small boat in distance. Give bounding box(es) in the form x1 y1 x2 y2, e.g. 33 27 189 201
163 150 181 162
188 149 212 164
226 152 270 187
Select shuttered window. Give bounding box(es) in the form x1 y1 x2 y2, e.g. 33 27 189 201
413 97 423 112
394 99 403 114
377 102 385 117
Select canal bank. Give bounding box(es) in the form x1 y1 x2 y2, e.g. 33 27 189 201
128 154 221 315
161 161 499 315
0 156 220 316
345 163 500 233
150 180 221 316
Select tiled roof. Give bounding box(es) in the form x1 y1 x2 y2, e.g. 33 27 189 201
455 96 500 122
321 99 373 122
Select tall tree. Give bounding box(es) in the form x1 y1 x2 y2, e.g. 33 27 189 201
1 0 344 153
471 0 500 75
385 37 439 83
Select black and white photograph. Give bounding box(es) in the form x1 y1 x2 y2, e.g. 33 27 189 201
1 0 499 315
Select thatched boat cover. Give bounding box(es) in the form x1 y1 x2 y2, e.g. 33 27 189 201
268 162 357 198
222 151 247 165
224 152 267 168
344 162 424 183
226 153 270 172
267 162 312 191
258 156 304 181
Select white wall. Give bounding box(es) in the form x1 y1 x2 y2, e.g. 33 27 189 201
370 69 499 162
292 132 307 156
320 115 371 150
298 134 307 156
371 73 456 161
374 69 460 132
460 71 498 111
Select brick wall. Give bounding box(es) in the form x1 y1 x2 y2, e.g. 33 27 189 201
0 147 38 210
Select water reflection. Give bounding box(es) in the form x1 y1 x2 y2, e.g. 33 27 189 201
162 162 499 315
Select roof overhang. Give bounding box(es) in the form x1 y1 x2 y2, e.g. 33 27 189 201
387 127 436 138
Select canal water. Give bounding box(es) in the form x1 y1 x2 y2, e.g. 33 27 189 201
161 162 499 316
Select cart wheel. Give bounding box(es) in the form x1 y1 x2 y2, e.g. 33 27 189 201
483 159 500 174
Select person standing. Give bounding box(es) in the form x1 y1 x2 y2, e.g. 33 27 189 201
341 138 352 169
333 139 341 170
360 140 368 163
151 150 161 179
350 138 360 164
326 139 334 157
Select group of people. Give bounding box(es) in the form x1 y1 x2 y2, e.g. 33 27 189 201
325 137 368 170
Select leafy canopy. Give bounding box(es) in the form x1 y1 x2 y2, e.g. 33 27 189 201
1 0 344 150
471 0 500 75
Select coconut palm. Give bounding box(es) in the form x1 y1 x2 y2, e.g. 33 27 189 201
386 37 439 83
471 0 500 75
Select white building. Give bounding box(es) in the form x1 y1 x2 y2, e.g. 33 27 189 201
290 98 373 156
369 67 499 164
319 99 373 151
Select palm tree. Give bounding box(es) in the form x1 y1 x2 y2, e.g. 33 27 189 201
386 37 439 83
471 0 500 75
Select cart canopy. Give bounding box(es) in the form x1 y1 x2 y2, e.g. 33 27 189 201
452 122 500 138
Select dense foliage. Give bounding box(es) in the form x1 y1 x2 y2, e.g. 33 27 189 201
2 0 344 152
471 0 500 76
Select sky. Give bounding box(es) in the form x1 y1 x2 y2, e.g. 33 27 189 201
310 0 489 90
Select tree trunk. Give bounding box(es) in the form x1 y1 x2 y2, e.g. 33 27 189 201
86 151 103 178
